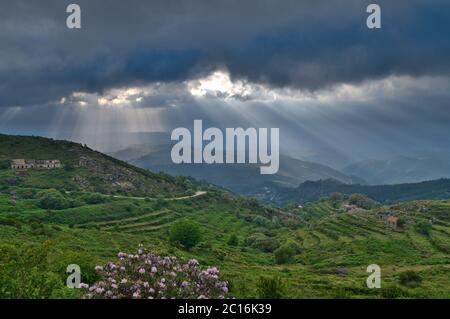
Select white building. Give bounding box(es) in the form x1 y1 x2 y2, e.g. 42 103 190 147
11 159 61 169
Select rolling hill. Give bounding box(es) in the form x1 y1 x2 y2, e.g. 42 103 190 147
0 134 195 198
343 156 450 185
261 178 450 206
110 144 360 195
0 134 448 299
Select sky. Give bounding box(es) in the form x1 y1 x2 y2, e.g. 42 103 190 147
0 0 449 167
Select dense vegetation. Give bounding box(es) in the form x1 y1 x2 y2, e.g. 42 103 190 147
0 135 448 299
266 178 450 206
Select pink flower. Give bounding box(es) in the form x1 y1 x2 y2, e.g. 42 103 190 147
207 267 219 275
84 247 227 299
188 259 199 266
107 262 117 270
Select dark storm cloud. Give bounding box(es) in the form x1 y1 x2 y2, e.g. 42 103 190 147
0 0 450 107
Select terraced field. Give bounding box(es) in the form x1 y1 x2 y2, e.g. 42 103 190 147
1 185 449 298
76 209 179 232
270 200 450 276
0 135 448 299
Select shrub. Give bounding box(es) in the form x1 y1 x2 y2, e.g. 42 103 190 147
245 233 279 252
398 271 422 288
154 198 166 210
64 164 74 171
348 193 378 209
37 189 68 210
227 234 239 246
397 217 406 228
274 246 294 264
82 193 107 205
49 252 101 286
0 244 69 298
82 247 229 299
415 221 432 236
0 160 10 170
169 219 202 250
67 198 84 208
253 216 271 228
0 217 22 229
257 277 284 299
273 242 300 264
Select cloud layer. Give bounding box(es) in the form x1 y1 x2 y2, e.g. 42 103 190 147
1 1 450 168
1 0 450 107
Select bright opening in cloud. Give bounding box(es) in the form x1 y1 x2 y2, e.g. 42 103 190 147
187 71 251 100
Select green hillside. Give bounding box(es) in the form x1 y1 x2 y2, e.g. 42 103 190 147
0 134 195 198
0 135 448 299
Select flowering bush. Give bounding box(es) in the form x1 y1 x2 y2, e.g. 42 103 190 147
81 246 229 299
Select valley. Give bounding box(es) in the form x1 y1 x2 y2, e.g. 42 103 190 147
0 134 448 299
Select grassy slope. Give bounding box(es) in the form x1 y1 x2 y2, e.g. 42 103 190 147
0 188 448 298
0 135 448 298
0 134 194 197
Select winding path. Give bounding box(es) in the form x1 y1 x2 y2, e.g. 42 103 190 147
110 190 207 201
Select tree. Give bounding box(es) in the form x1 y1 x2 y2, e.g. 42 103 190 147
37 189 68 210
169 219 202 250
330 192 344 202
348 193 378 209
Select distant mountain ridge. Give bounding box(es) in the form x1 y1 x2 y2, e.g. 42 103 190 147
343 156 450 185
263 178 450 206
110 144 361 196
